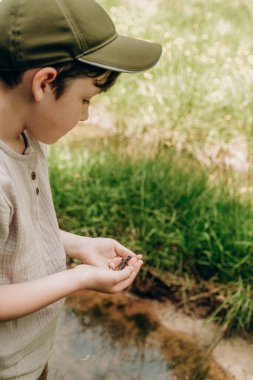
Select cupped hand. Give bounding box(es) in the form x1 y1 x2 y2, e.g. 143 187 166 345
73 259 142 294
77 237 143 270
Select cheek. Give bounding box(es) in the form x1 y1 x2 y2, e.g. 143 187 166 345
59 104 81 125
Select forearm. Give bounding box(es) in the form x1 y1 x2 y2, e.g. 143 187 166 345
0 262 139 322
60 229 88 260
0 268 79 322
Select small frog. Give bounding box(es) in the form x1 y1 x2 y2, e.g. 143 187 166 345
117 255 132 271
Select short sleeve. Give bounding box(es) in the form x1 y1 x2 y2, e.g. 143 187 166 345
0 192 12 245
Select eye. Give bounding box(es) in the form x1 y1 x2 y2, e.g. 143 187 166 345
82 99 90 105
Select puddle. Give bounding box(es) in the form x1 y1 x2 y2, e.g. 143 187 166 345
49 291 232 380
49 309 171 380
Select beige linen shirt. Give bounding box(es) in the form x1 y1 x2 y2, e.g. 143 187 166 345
0 131 66 379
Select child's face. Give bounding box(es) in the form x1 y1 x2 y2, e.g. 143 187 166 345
27 75 101 144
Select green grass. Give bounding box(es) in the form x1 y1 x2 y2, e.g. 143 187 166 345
49 146 253 333
211 278 253 334
49 147 253 283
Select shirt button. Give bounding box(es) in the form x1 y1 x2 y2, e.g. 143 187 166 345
31 171 36 180
36 187 40 195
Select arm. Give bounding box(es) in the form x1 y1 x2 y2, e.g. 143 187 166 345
0 263 139 322
0 269 77 321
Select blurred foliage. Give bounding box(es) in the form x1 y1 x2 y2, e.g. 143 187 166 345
94 0 253 172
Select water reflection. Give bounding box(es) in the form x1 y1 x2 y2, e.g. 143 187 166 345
49 291 231 380
49 307 171 380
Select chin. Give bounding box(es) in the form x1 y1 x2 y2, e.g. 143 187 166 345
28 131 59 145
44 137 61 145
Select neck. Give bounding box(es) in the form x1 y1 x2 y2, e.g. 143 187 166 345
0 83 27 153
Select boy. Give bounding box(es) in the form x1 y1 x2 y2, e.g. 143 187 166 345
0 0 162 379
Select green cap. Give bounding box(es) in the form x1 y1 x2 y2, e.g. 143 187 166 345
0 0 162 73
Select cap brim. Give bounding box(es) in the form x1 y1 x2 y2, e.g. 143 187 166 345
78 35 162 73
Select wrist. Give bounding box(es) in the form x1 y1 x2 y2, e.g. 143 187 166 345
60 230 89 260
72 264 92 291
71 236 94 262
67 235 84 260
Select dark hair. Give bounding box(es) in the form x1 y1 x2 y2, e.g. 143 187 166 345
0 61 120 98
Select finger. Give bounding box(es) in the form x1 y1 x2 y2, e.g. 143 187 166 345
110 256 142 271
114 242 137 259
114 261 143 291
126 256 138 268
108 262 116 270
109 257 123 268
124 257 143 267
113 265 135 282
114 270 137 291
108 256 136 271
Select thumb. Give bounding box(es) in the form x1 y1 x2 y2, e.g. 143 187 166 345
115 242 137 258
113 265 135 283
112 264 140 292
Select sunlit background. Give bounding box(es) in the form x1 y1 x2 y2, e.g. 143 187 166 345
84 0 253 173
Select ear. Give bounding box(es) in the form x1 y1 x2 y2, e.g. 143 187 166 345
32 67 57 102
